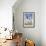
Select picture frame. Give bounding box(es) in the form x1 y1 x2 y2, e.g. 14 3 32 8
23 12 35 28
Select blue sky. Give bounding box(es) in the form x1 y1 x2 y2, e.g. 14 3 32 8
24 12 32 20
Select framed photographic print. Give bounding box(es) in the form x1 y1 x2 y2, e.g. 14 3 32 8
23 12 35 28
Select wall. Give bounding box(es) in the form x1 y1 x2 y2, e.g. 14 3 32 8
0 0 16 29
41 0 46 46
0 0 46 46
13 0 41 46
